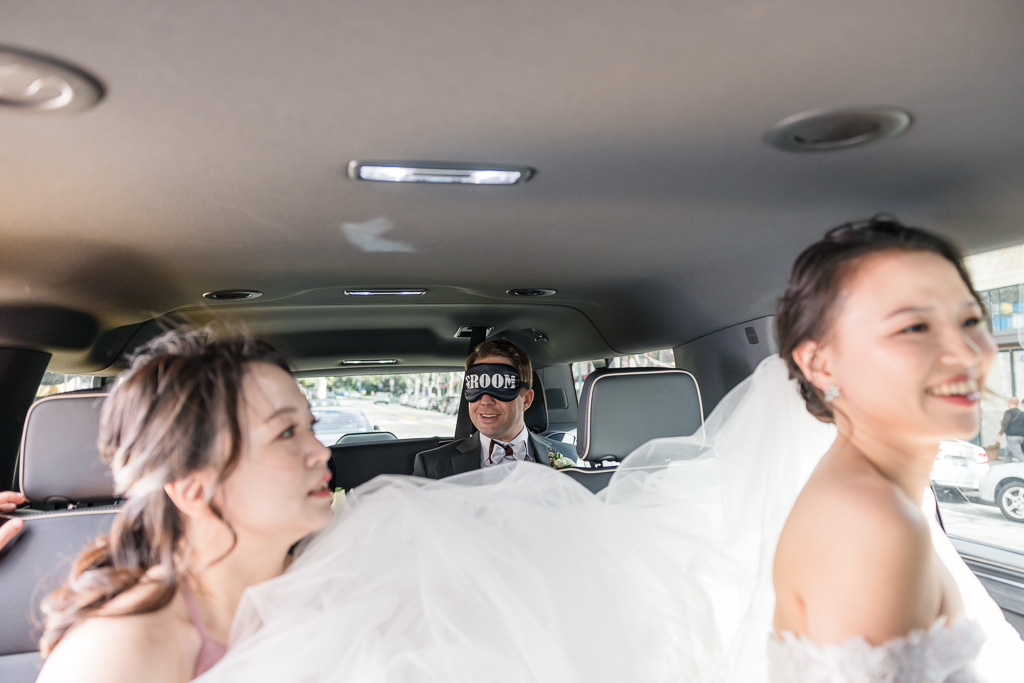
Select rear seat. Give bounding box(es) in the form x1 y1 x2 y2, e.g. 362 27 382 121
330 437 449 489
563 367 704 493
0 392 118 682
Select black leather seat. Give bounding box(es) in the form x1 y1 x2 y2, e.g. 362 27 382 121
524 370 548 433
0 392 119 682
562 367 704 493
330 436 449 490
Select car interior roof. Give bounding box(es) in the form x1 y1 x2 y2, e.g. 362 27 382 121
3 0 1024 373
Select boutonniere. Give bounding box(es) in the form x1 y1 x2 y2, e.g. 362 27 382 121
548 446 574 470
330 487 348 512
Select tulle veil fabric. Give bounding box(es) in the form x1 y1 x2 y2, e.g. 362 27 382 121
194 356 840 682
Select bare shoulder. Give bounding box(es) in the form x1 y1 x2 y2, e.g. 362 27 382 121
38 591 196 683
780 463 928 557
774 458 935 644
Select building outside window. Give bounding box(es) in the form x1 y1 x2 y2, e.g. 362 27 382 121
967 244 1024 449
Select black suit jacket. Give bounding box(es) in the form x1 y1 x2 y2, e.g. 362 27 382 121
412 431 577 480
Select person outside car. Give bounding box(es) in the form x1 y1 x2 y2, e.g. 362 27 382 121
995 397 1024 463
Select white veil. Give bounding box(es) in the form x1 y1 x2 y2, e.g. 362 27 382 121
197 356 837 682
593 354 837 680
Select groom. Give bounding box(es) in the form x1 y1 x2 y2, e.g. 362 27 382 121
412 339 577 479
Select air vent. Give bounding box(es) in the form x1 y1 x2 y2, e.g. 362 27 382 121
0 45 104 113
202 290 263 301
507 288 556 297
764 107 911 152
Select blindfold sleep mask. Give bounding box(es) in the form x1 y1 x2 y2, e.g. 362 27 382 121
463 363 526 402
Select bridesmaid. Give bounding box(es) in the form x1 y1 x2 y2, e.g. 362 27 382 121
37 329 333 682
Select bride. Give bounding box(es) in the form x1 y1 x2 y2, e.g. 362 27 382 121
195 217 1023 682
768 217 1023 680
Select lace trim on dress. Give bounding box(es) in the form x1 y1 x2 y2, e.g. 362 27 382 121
767 616 987 683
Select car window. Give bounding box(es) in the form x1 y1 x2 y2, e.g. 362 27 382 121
571 349 675 398
35 372 103 398
543 349 677 446
935 245 1024 556
298 371 462 442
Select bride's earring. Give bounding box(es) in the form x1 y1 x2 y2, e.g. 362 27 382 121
823 384 840 403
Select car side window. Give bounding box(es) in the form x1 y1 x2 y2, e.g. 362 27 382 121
35 371 103 398
936 246 1024 560
571 349 676 398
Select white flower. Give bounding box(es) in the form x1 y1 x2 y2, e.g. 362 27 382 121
547 447 575 470
330 487 348 511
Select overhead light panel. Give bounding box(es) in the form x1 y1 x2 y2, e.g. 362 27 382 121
344 289 427 296
339 359 399 366
349 161 533 185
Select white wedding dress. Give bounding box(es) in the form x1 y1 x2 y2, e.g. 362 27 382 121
766 495 1023 682
197 357 1024 682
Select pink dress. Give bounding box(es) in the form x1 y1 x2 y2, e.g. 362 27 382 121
179 581 227 677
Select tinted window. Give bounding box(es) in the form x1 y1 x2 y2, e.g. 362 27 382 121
572 349 675 398
35 371 101 398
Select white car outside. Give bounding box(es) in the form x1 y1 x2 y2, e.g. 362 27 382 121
978 462 1024 523
930 440 989 494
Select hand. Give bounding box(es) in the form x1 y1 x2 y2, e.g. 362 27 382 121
1 491 27 552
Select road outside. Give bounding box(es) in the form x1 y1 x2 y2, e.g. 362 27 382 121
939 498 1024 555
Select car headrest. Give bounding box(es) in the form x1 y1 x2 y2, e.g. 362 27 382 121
523 370 548 433
576 368 703 463
19 392 116 505
336 431 399 444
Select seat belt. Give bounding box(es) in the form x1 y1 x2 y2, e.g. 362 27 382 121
453 326 488 440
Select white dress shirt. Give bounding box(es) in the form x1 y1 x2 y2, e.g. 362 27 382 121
480 426 535 468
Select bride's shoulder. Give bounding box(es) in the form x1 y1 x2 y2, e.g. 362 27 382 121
774 461 937 643
782 456 929 554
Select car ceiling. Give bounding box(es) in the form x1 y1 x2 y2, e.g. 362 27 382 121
2 0 1023 372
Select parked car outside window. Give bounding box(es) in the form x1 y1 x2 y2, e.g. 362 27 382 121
310 408 376 446
931 440 990 499
978 463 1024 524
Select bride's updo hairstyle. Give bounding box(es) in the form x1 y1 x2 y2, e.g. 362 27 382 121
776 215 984 423
40 327 290 656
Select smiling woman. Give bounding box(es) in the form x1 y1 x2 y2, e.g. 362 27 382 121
771 217 1020 679
35 329 332 683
